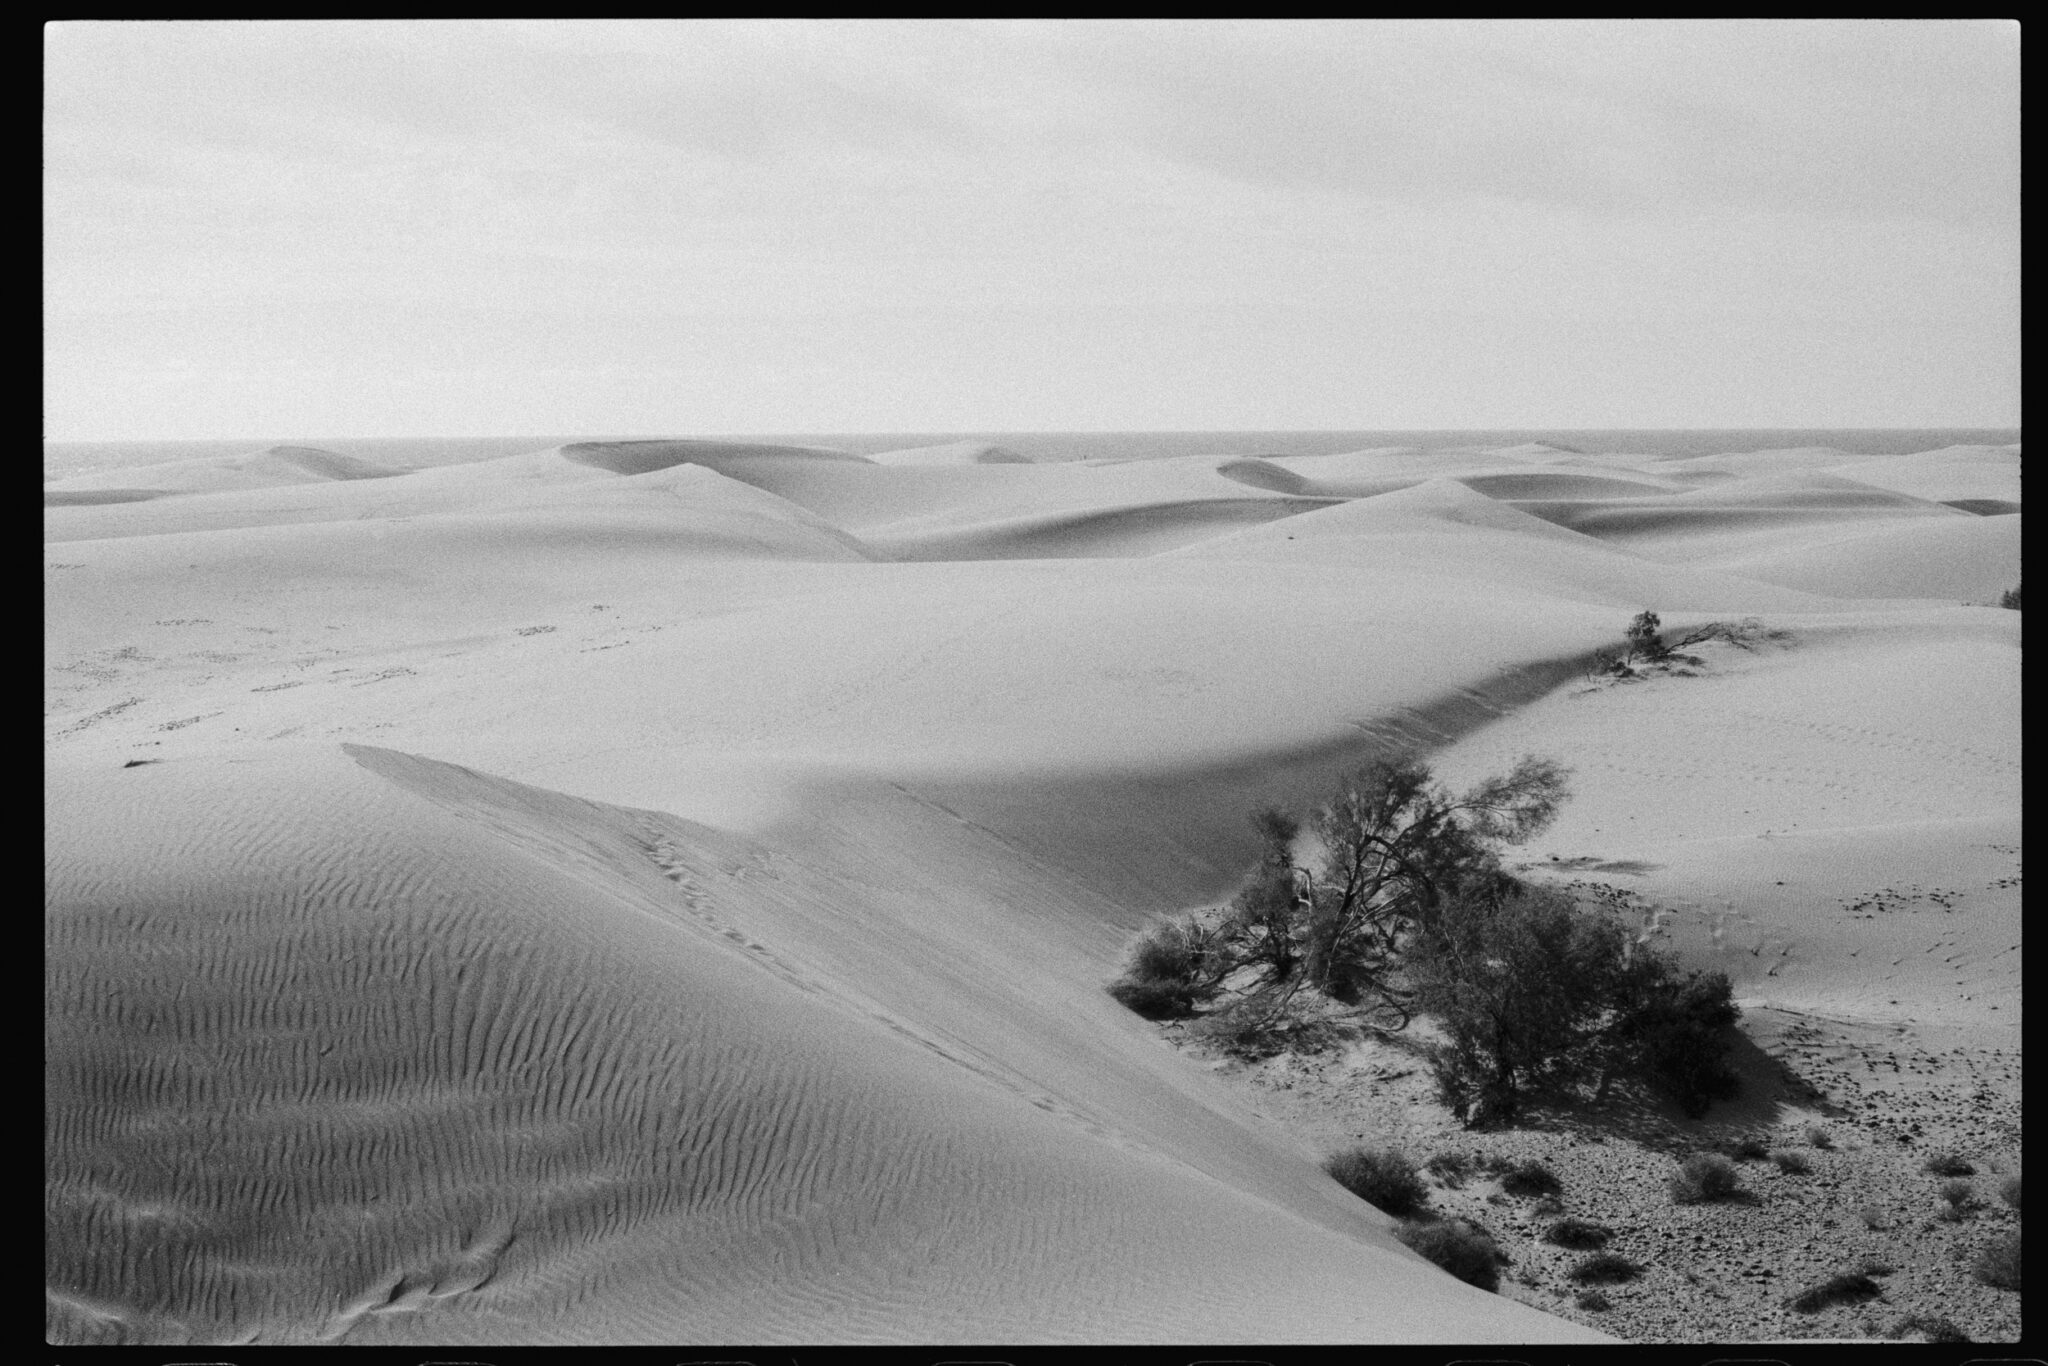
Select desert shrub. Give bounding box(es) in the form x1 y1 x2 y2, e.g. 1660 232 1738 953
1544 1217 1614 1250
1411 882 1631 1126
1669 1152 1741 1204
1607 960 1741 1117
1860 1259 1895 1277
1806 1124 1834 1149
2000 583 2020 610
1573 1289 1612 1312
1939 1179 1977 1215
1425 1150 1474 1188
1998 1173 2020 1211
1724 1134 1769 1162
1107 914 1226 1019
1625 610 1664 659
1973 1232 2020 1291
1890 1314 1970 1343
1857 1205 1888 1231
1325 1146 1430 1217
1498 1159 1563 1198
1532 1195 1565 1216
1130 758 1571 1045
1786 1272 1882 1313
1106 975 1199 1020
1397 1217 1506 1292
1770 1149 1812 1174
1923 1153 1975 1177
1568 1251 1643 1284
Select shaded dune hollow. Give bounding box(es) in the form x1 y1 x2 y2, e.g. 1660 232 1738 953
46 747 1596 1347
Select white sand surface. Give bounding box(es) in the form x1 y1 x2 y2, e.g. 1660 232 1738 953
45 437 2019 1345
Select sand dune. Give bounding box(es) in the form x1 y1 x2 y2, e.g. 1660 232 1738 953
44 432 2020 1346
867 439 1035 465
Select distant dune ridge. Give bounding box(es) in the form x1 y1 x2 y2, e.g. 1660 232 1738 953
45 434 2019 1345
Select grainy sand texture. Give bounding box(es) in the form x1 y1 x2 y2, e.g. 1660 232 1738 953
45 436 2019 1346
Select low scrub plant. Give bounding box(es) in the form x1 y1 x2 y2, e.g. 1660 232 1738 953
1723 1134 1769 1162
1923 1152 1976 1178
1325 1146 1430 1217
1573 1289 1612 1312
1397 1217 1507 1292
1938 1179 1976 1219
1543 1217 1614 1250
1890 1314 1970 1343
1805 1124 1834 1149
1997 1173 2021 1211
1973 1232 2020 1291
1770 1149 1812 1175
1669 1152 1741 1204
1498 1159 1563 1198
1786 1272 1883 1313
1425 1150 1474 1188
1568 1251 1643 1285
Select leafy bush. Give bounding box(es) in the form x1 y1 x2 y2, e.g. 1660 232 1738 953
1608 960 1741 1117
1669 1152 1741 1204
1544 1217 1614 1250
1923 1153 1976 1177
1568 1251 1643 1284
1397 1217 1507 1292
1106 914 1225 1019
1973 1232 2019 1291
1786 1272 1882 1313
1498 1159 1563 1198
1412 883 1631 1126
1573 1289 1612 1312
1770 1149 1812 1174
1325 1146 1430 1217
1939 1179 1976 1215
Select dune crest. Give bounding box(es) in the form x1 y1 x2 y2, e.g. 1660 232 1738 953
558 438 871 476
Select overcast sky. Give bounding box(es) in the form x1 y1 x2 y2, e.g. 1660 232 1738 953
45 19 2019 440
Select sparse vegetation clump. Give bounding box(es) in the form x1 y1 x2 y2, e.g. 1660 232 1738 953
1543 1217 1614 1250
1786 1271 1883 1313
1425 1150 1475 1188
1573 1289 1613 1312
1938 1179 1977 1219
1999 583 2020 610
1769 1149 1812 1175
1497 1159 1563 1198
1973 1232 2020 1291
1568 1251 1643 1284
1396 1217 1508 1292
1593 610 1779 679
1890 1314 1971 1343
1998 1173 2021 1211
1923 1152 1976 1177
1805 1125 1834 1150
1669 1152 1742 1204
1724 1134 1769 1161
1325 1146 1430 1217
